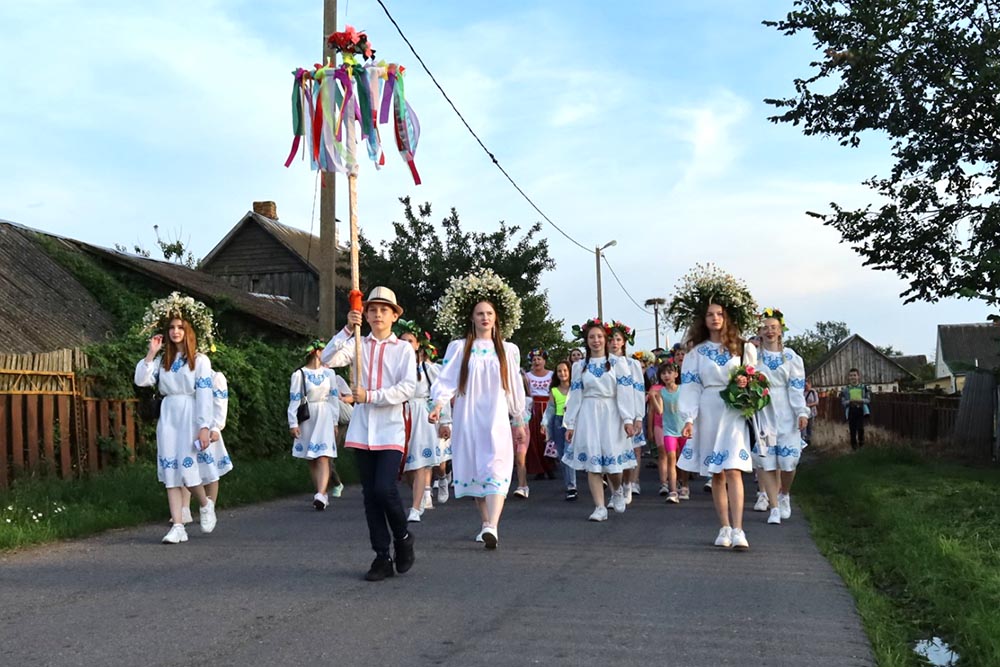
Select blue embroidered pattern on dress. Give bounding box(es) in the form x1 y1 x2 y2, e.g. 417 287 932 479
197 451 215 464
585 362 607 377
170 357 184 373
577 452 588 463
289 392 303 401
681 371 702 385
570 380 583 390
761 350 783 370
421 447 433 458
589 454 623 467
182 457 194 468
616 375 632 387
307 442 329 453
704 450 729 466
159 457 178 469
212 389 228 398
767 445 800 458
305 372 324 386
739 450 750 461
681 447 694 460
328 388 339 397
406 454 415 464
218 456 232 468
788 378 806 390
698 345 732 366
194 377 212 389
294 443 304 452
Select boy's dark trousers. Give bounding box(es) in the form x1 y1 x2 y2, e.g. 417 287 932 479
353 449 408 557
847 406 865 449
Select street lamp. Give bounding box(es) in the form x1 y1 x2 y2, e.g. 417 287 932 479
644 297 667 349
595 240 617 321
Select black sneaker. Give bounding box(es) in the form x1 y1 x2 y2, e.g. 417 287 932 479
394 533 415 574
565 488 578 501
364 556 395 582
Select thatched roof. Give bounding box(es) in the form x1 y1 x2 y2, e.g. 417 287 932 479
0 222 116 353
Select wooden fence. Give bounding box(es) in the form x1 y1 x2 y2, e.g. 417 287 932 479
0 357 141 489
817 392 961 443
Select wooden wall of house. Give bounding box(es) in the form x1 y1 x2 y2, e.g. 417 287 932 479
809 337 908 390
220 272 318 316
203 223 308 274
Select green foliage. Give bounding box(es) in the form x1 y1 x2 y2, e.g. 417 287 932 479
765 1 1000 306
786 320 851 369
359 197 567 354
719 365 771 417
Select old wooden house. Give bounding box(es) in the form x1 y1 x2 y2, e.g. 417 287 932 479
933 323 1000 394
200 202 343 318
807 334 915 393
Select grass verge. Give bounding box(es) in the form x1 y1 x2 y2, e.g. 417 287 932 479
0 455 357 552
795 446 1000 666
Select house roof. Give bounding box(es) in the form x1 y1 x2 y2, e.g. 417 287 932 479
937 323 1000 373
892 354 928 375
0 222 117 353
201 211 329 275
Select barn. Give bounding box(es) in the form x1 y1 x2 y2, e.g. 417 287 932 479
807 334 915 393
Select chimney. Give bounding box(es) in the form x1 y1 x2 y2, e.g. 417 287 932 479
253 201 278 220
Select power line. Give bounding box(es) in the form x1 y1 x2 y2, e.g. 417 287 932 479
603 255 652 314
374 0 591 254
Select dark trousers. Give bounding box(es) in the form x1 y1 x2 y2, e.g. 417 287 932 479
847 407 865 449
353 448 408 558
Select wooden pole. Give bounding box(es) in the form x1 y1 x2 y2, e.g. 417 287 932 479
319 0 338 335
345 99 363 389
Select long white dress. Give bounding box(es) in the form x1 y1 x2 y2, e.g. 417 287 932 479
197 371 234 481
404 360 447 471
431 339 526 498
287 367 341 460
134 353 214 488
621 355 647 447
754 347 809 472
561 356 637 474
677 341 758 476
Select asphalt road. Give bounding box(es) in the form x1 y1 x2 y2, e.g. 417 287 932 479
0 464 874 667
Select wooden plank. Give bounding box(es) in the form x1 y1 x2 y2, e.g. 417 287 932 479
0 395 8 489
57 395 71 478
99 400 110 468
11 394 24 472
124 402 136 462
42 395 55 468
86 400 98 473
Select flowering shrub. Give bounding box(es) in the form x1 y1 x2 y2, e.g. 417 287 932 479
667 264 759 335
436 269 522 340
719 364 771 417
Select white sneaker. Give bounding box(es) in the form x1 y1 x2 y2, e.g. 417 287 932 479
632 482 641 495
588 505 608 522
678 486 690 500
714 526 733 548
731 528 750 550
768 507 782 525
659 483 670 496
407 507 422 523
703 478 713 492
313 493 329 511
482 526 498 550
513 486 529 499
779 493 792 520
666 491 680 504
753 491 770 512
181 507 193 524
421 492 434 511
623 483 633 505
611 489 626 513
199 499 217 534
475 525 486 542
330 483 344 498
436 479 449 504
162 524 188 544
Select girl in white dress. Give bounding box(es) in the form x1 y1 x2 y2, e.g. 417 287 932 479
288 341 347 511
562 319 637 522
429 270 527 549
607 322 646 504
135 295 219 545
754 310 810 525
180 369 234 522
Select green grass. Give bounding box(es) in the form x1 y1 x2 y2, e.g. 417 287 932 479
795 446 1000 666
0 455 357 551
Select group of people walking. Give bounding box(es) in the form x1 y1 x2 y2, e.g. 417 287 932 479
135 264 814 580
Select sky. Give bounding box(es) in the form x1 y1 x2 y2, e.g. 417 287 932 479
0 0 988 359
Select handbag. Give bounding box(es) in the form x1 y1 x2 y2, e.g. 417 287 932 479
138 388 162 421
296 369 310 423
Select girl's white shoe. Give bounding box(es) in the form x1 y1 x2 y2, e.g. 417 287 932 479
407 508 423 523
162 524 188 544
588 506 608 522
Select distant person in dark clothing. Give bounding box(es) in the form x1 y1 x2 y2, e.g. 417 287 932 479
840 369 871 450
803 379 819 444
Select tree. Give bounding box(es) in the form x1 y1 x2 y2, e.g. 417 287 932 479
765 1 1000 306
785 320 851 369
875 344 903 357
114 225 197 268
358 197 567 359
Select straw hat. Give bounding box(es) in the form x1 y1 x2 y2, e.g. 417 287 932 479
363 286 403 316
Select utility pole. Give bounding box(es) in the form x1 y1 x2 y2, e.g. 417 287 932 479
645 297 667 349
595 240 616 321
318 0 337 335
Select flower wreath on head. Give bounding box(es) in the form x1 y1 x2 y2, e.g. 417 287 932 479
760 307 789 332
393 319 439 360
527 348 548 361
607 320 636 347
570 317 610 341
666 264 759 336
304 339 326 354
140 291 216 354
436 269 522 340
632 350 655 364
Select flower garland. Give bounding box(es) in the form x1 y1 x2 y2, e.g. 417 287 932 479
606 320 636 346
140 292 216 354
327 25 376 60
760 307 788 332
719 364 771 417
571 317 610 341
436 269 522 340
393 319 439 360
666 264 759 335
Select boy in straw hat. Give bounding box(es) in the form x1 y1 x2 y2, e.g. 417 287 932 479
323 286 417 581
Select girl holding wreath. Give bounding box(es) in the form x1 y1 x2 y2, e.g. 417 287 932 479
395 319 449 523
753 308 810 525
134 292 220 544
561 318 638 522
668 266 759 550
429 269 528 549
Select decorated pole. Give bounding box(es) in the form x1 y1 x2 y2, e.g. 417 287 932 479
283 26 422 390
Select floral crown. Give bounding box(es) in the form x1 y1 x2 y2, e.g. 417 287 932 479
607 320 636 346
528 348 548 360
393 319 439 360
571 317 610 341
304 339 326 353
760 307 789 332
632 350 655 364
666 264 759 335
140 292 216 354
436 269 522 340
